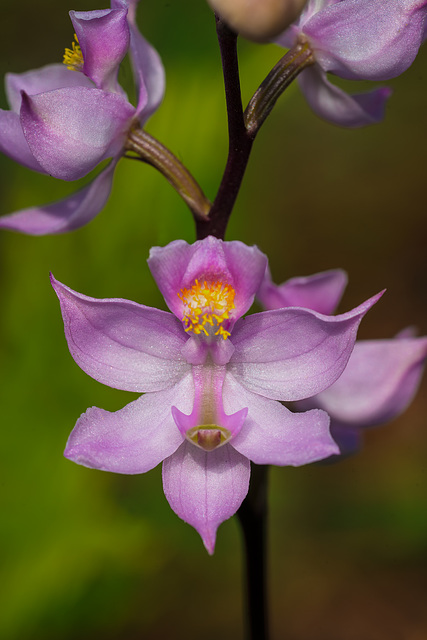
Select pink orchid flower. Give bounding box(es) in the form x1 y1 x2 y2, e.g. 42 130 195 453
52 237 382 552
277 0 427 127
0 0 164 235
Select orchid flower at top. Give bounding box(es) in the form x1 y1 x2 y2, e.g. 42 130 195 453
0 0 165 235
275 0 427 127
52 236 383 552
258 267 427 455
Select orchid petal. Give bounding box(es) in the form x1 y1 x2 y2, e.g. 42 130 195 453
148 238 232 318
275 24 300 49
0 109 44 172
304 0 427 81
224 373 337 464
258 267 347 313
229 291 384 401
329 423 363 457
64 373 193 474
221 239 269 317
51 276 190 392
0 160 116 235
111 0 166 119
275 0 339 48
148 237 267 323
298 65 391 128
305 336 427 426
70 8 130 94
5 64 94 113
128 19 165 120
20 87 135 180
395 326 418 339
162 441 250 554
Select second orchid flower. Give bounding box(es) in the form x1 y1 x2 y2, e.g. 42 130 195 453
0 0 164 235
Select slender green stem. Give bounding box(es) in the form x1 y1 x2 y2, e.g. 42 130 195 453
125 128 211 222
237 464 270 640
245 39 315 137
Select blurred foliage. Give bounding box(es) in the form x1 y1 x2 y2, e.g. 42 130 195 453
1 1 427 639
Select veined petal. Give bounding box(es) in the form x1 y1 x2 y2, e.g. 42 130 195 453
20 87 135 180
258 267 347 313
130 23 166 120
111 0 166 120
64 373 193 474
5 64 94 113
148 238 231 318
298 65 391 128
112 0 139 16
275 24 300 48
304 0 427 80
51 276 190 393
228 291 384 401
162 441 250 554
276 2 350 49
70 8 130 93
148 237 267 323
222 239 269 318
304 336 427 426
0 109 45 172
302 0 339 21
224 373 338 464
0 160 116 235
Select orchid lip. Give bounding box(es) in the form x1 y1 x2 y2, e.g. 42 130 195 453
186 424 232 452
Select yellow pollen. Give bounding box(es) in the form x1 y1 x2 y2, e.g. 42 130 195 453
178 280 235 340
63 34 84 71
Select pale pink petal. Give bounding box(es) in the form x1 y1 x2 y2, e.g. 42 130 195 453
64 373 193 474
51 276 190 393
20 87 135 180
229 292 384 401
148 237 267 323
329 423 363 457
0 109 44 172
221 239 269 318
111 0 166 119
5 64 94 112
306 336 427 426
223 373 338 464
70 8 130 93
0 160 116 235
162 441 250 554
304 0 427 81
298 65 391 128
257 267 347 313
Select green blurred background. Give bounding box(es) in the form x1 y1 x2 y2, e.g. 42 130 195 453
1 1 427 638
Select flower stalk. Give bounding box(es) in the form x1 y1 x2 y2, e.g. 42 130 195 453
197 16 253 240
245 39 315 137
197 23 314 241
237 463 270 640
125 128 211 221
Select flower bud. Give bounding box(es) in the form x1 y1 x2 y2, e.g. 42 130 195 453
207 0 307 42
